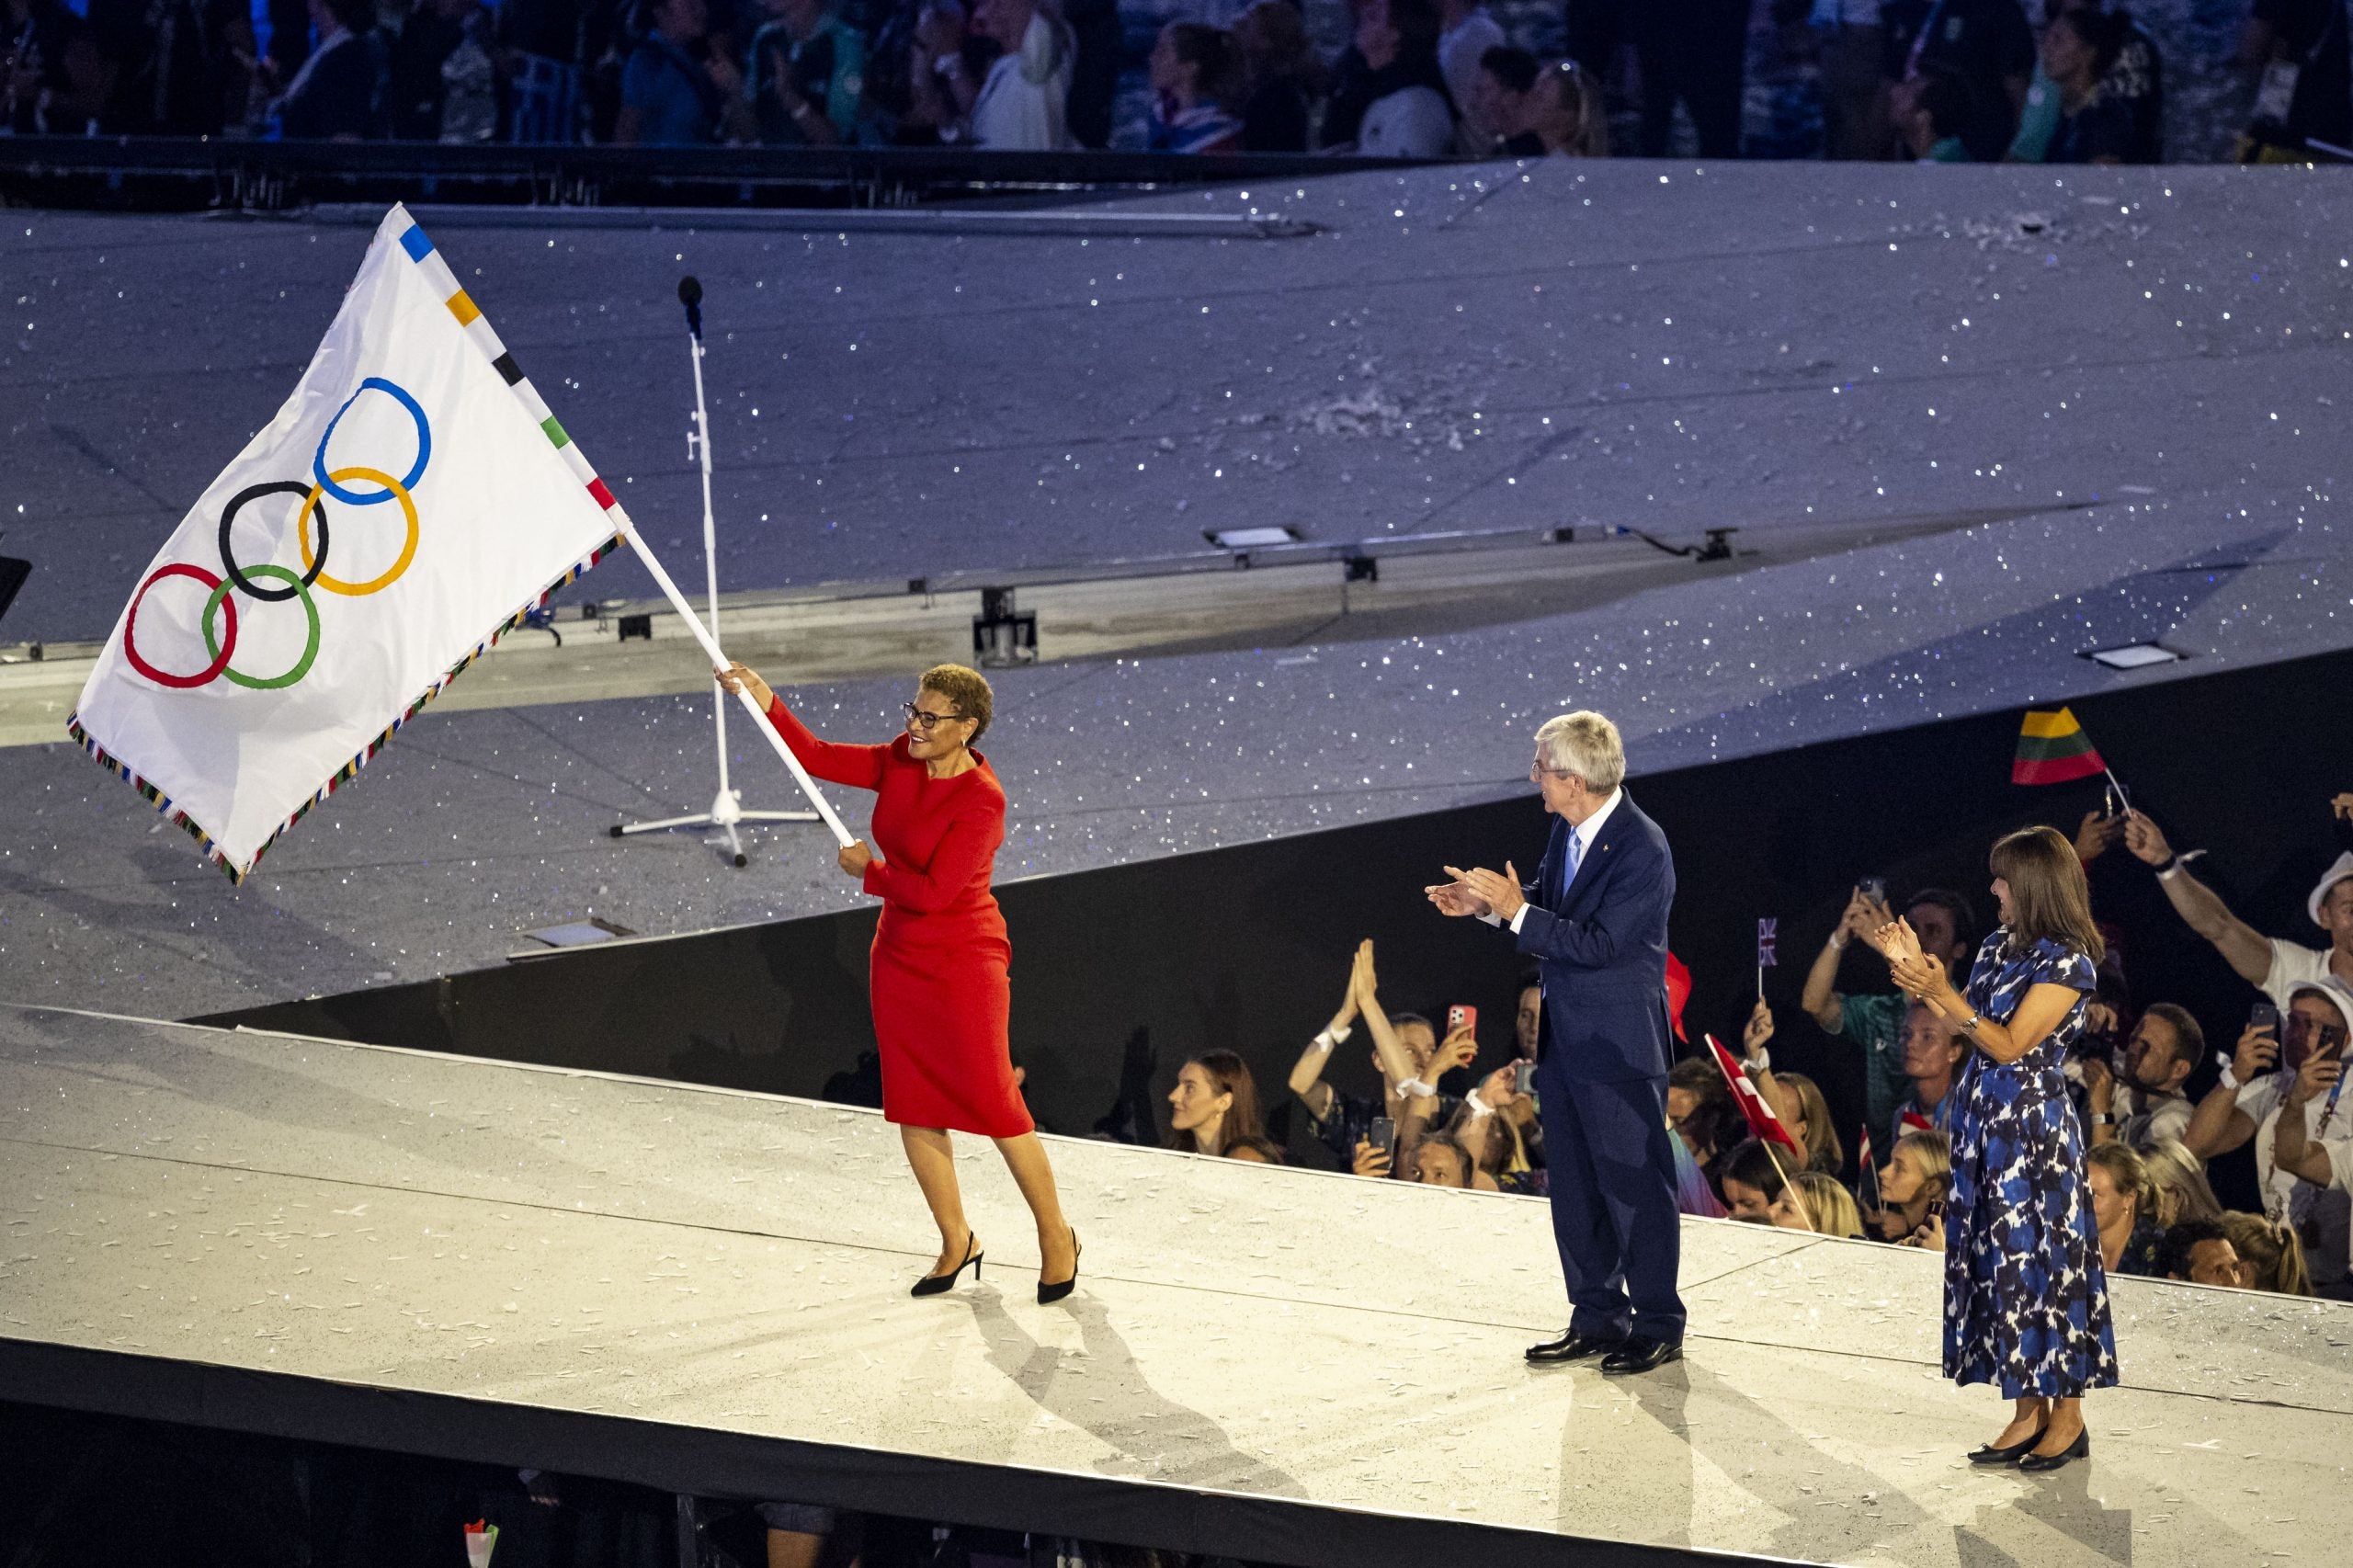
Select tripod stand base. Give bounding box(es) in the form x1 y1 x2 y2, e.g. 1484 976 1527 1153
609 804 822 867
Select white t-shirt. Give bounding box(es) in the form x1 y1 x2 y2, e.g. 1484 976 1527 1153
2260 937 2351 1009
1438 10 1506 147
1358 85 1456 158
2234 1071 2353 1285
972 11 1072 150
2116 1085 2192 1151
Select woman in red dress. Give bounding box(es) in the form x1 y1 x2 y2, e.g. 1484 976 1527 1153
718 660 1080 1303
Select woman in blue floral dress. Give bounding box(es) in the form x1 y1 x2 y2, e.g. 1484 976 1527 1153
1882 824 2118 1472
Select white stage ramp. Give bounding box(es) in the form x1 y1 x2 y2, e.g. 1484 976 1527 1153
1 1001 2345 1567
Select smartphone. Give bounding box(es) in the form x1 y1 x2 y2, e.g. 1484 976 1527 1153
1515 1058 1538 1095
1856 876 1889 906
1925 1198 1947 1220
2251 1002 2281 1039
1447 1004 1478 1037
1370 1117 1397 1157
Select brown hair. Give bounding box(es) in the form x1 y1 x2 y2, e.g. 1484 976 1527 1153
918 663 995 743
2219 1210 2313 1296
1771 1070 1844 1176
1413 1133 1474 1187
2139 1137 2223 1225
1167 1050 1280 1161
1161 21 1242 104
2138 1002 2205 1066
1989 825 2105 963
2086 1142 2160 1227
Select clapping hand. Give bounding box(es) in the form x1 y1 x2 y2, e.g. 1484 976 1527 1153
1425 869 1492 918
1447 862 1526 923
1879 916 1950 1003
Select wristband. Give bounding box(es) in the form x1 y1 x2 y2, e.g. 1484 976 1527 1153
1396 1078 1437 1099
1830 930 1850 950
2088 1113 2112 1126
1464 1096 1495 1119
2216 1051 2240 1090
2154 855 2182 880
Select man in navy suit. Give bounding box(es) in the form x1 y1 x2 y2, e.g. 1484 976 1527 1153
1428 710 1685 1373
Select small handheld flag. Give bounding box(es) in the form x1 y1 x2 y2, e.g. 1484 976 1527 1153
2013 707 2107 787
1857 1124 1881 1214
1704 1034 1804 1155
1756 916 1778 1000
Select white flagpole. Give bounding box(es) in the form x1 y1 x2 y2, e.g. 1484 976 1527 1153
614 519 856 848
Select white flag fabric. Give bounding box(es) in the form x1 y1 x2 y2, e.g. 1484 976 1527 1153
69 204 627 881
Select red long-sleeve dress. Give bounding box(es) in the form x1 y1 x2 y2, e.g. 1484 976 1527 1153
763 695 1032 1138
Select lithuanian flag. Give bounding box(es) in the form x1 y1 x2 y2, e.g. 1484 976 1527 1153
2013 707 2107 785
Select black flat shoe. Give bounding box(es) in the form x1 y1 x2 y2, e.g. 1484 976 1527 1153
1038 1229 1080 1305
1967 1426 2047 1465
2018 1427 2090 1472
910 1233 981 1297
1599 1335 1683 1375
1527 1330 1626 1365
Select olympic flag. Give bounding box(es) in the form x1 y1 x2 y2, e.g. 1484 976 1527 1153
68 205 626 881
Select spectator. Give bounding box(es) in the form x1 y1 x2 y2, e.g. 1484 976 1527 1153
2183 979 2353 1295
2157 1216 2243 1286
967 0 1069 148
2085 1000 2199 1151
1145 21 1241 153
2013 1 2161 162
1513 970 1540 1062
1434 0 1503 151
1888 1002 1965 1145
1323 0 1453 155
1881 0 2033 162
1900 63 1974 157
1764 1068 1843 1176
1867 1127 1949 1243
1061 0 1115 146
2034 5 2134 163
4 0 102 134
1665 1055 1744 1180
2124 805 2353 1010
1813 0 1890 158
613 0 750 142
1287 940 1463 1173
2238 0 2352 161
1410 1131 1475 1187
388 0 491 140
2139 1135 2224 1224
1472 43 1542 154
1233 0 1318 153
892 0 988 144
2086 1142 2164 1276
1458 1065 1543 1193
498 0 587 142
1773 1169 1864 1237
1525 56 1608 155
1165 1050 1283 1163
1629 0 1745 157
2219 1210 2312 1295
89 0 252 135
746 0 864 144
1802 884 1977 1150
1719 1137 1791 1221
276 0 385 138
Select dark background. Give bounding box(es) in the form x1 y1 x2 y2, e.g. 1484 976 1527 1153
208 645 2353 1209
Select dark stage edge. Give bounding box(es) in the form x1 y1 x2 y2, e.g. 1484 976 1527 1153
3 1003 2347 1568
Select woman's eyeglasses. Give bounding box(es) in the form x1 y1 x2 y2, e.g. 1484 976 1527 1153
903 702 966 733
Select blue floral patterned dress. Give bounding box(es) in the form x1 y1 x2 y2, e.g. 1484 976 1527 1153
1944 930 2120 1398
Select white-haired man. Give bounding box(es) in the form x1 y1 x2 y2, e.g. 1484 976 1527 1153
1427 710 1684 1373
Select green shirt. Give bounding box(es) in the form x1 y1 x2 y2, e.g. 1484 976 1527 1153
1838 990 1913 1153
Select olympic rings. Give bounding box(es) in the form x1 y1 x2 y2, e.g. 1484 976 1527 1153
123 562 237 689
201 565 321 690
219 481 330 602
122 375 431 693
296 466 418 597
313 378 431 506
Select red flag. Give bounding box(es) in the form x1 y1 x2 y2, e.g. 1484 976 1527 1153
1857 1124 1881 1213
1900 1109 1935 1133
1705 1033 1803 1153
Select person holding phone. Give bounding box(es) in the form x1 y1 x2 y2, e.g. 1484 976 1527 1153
2182 977 2353 1293
1427 710 1685 1375
1881 825 2115 1472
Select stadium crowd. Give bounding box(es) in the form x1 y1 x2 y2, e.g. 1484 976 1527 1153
5 0 2347 161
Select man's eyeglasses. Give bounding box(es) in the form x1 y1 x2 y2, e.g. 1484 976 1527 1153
1529 760 1575 782
904 702 967 733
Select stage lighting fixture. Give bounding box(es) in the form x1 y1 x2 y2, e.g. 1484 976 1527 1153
1206 527 1299 550
510 917 636 960
2084 642 2185 671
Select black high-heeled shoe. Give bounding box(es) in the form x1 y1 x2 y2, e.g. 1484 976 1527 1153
1037 1229 1080 1305
2018 1426 2090 1472
1966 1426 2047 1465
910 1233 981 1298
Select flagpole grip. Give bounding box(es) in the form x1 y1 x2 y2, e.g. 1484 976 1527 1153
618 523 857 848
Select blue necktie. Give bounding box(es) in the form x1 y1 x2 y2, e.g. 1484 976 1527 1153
1561 825 1583 899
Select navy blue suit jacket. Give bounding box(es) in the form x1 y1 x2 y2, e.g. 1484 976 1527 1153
1515 790 1677 1084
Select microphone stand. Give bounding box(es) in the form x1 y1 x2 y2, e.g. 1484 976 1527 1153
611 276 816 867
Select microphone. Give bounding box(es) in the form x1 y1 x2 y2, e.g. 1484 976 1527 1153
678 275 703 342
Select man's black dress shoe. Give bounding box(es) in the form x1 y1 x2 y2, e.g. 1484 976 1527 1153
1526 1330 1626 1364
1599 1335 1683 1375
